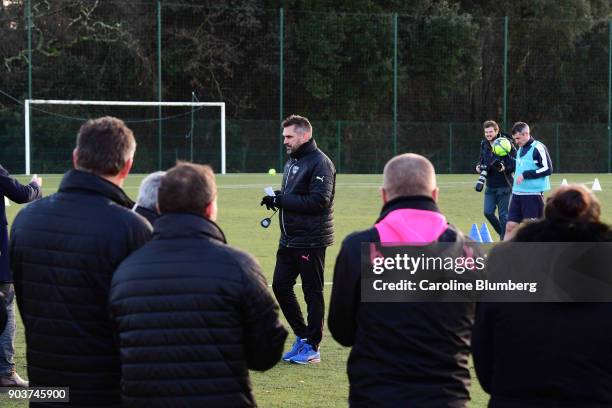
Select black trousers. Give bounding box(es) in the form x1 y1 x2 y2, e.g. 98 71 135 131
272 245 326 348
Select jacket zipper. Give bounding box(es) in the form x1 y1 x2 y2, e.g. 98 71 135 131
281 160 296 237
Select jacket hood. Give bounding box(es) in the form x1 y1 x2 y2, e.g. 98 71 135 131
59 169 135 208
153 213 227 243
375 196 448 243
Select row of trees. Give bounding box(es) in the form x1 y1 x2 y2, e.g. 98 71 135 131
1 0 610 123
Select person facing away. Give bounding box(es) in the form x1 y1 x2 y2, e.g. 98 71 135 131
10 116 152 407
504 121 552 240
0 166 42 388
329 153 477 408
110 162 288 407
260 114 336 365
473 184 612 407
132 170 165 224
476 120 515 240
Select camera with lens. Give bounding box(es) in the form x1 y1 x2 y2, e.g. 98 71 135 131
474 169 487 192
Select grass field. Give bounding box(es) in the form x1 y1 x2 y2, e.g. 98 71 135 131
3 172 612 407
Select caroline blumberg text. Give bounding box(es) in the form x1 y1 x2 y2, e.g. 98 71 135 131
372 254 486 275
372 279 538 293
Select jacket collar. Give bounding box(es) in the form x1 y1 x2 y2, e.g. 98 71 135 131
134 205 158 220
58 169 135 208
518 137 535 157
153 213 227 243
377 195 440 223
290 138 317 159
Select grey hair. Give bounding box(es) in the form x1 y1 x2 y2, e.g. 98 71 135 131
511 122 529 135
136 171 166 210
383 153 436 200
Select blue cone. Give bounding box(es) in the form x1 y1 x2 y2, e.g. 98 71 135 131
480 222 493 243
468 223 483 242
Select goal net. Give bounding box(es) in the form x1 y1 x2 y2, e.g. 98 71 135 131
24 99 226 175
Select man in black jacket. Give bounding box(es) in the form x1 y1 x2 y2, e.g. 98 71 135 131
10 117 152 407
0 167 41 387
329 153 476 408
110 162 288 407
476 120 515 240
260 115 335 365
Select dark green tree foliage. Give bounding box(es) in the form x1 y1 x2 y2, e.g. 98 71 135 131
284 10 394 120
161 1 279 118
0 0 611 172
399 3 480 121
1 0 610 121
25 1 158 101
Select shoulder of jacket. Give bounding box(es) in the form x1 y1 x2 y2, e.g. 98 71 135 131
222 246 266 288
311 149 335 170
13 194 49 219
125 211 153 232
211 243 260 272
342 227 377 249
438 224 462 243
110 202 148 224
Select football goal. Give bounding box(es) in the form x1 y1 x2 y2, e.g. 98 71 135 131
24 99 226 175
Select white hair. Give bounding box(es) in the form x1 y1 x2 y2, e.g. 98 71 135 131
136 171 166 210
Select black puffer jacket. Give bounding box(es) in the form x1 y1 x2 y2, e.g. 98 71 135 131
0 164 42 282
278 138 335 248
10 169 152 407
329 197 477 408
473 220 612 408
109 213 288 408
133 205 158 225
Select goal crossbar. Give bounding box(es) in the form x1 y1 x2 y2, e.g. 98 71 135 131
24 99 226 175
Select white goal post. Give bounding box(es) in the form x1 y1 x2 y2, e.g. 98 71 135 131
24 99 226 175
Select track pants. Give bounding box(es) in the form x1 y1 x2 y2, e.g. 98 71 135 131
272 245 326 348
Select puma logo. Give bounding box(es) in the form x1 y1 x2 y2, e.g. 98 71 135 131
316 176 324 182
301 254 310 262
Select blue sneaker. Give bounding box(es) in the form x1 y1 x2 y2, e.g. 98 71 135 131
282 337 305 362
289 343 320 365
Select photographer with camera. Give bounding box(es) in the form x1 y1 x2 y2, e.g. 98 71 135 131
475 120 515 240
